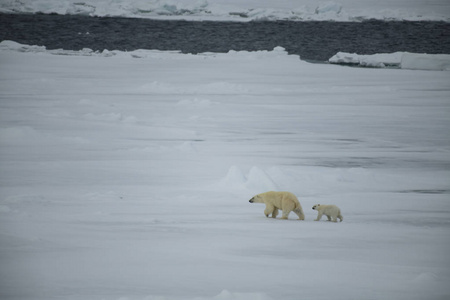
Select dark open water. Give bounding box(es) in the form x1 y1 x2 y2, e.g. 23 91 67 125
1 13 449 61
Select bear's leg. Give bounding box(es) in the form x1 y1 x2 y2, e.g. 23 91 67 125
281 202 296 219
272 208 279 218
281 210 291 219
326 214 332 221
293 208 305 220
314 211 323 221
338 214 343 222
330 215 338 222
264 204 274 218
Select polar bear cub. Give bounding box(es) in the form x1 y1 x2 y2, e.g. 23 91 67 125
249 191 305 220
312 204 343 222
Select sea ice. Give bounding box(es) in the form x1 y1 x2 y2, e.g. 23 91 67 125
329 51 450 70
0 0 449 21
0 43 449 300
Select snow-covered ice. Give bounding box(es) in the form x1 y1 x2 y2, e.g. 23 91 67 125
1 0 450 22
1 43 450 300
329 51 450 70
3 40 450 71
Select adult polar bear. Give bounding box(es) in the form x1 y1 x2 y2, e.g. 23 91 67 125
249 191 305 220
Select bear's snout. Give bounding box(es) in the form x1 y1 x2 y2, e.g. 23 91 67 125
249 199 254 203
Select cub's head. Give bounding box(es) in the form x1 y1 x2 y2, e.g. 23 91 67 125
312 204 321 210
249 194 263 203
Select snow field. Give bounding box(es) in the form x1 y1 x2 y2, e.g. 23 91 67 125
1 46 450 300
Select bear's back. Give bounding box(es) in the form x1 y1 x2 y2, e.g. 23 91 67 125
263 191 299 204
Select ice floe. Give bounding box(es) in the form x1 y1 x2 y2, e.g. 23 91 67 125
329 51 450 70
0 0 449 22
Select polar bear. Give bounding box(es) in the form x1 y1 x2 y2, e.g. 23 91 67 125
312 204 343 222
249 191 305 220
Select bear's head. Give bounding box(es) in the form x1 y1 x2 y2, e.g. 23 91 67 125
249 194 263 203
312 204 320 210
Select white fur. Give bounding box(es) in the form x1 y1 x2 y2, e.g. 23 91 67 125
249 191 305 220
312 204 343 222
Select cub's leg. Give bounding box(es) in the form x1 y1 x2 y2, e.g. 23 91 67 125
264 204 275 218
314 211 323 221
272 208 279 218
